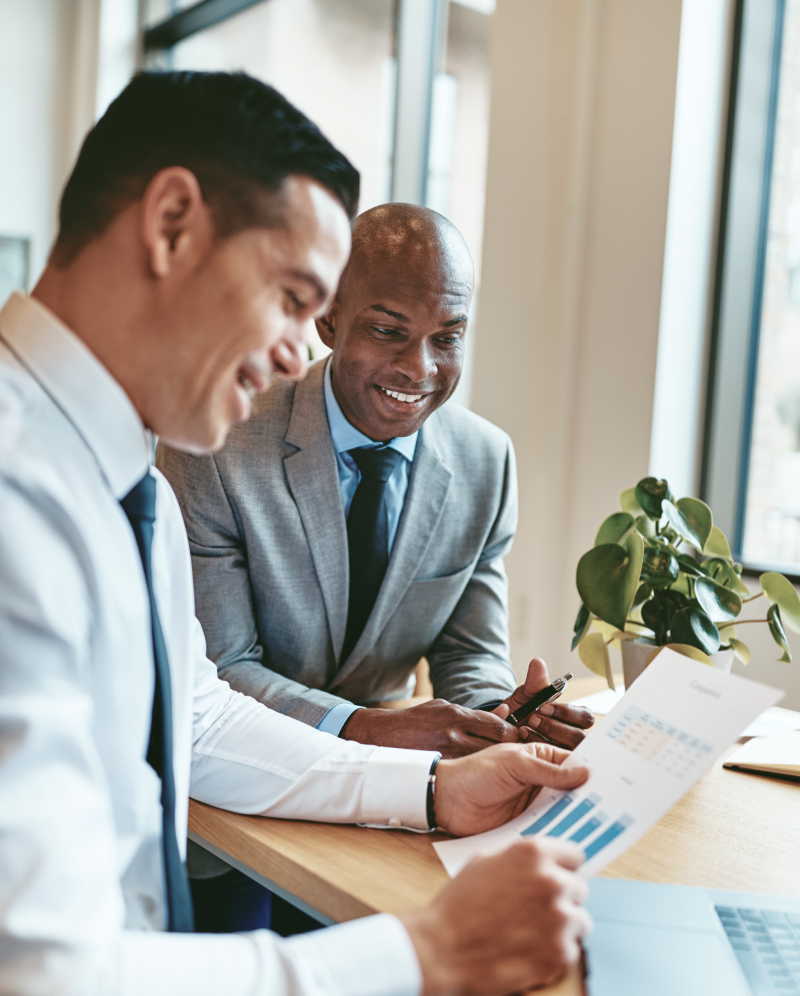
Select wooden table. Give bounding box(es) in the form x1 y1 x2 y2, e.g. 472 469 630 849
188 674 800 992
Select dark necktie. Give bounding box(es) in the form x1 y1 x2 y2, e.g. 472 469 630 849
120 471 194 933
342 446 403 662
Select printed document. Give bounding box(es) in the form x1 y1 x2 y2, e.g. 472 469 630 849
434 650 782 879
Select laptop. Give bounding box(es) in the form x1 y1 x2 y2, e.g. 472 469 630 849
584 879 800 995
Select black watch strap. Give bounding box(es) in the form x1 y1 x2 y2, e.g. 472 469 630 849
426 755 441 830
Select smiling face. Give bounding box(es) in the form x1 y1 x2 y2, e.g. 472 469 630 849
317 206 474 441
143 175 352 453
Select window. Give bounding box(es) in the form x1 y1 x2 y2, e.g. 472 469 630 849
702 0 800 573
142 0 493 373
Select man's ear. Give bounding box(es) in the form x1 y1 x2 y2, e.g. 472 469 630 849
316 302 337 348
140 166 213 279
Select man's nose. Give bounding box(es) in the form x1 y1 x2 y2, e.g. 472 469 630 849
393 339 437 383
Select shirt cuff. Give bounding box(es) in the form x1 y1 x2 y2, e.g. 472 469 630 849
359 747 440 830
316 702 362 736
278 913 422 996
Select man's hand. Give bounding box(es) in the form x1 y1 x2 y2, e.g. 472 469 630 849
339 699 519 758
401 838 591 996
434 740 589 837
495 658 595 749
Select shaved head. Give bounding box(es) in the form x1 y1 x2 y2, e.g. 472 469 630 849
317 203 474 441
338 203 474 300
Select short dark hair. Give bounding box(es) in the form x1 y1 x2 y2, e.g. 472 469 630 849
53 71 359 265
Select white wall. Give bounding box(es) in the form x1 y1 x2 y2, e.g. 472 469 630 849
0 0 79 283
472 0 683 677
0 0 137 288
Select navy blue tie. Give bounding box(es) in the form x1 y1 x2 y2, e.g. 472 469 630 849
342 446 403 662
120 471 194 933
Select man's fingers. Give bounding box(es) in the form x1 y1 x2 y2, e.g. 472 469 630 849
501 658 551 712
539 701 595 729
525 715 588 749
522 657 550 696
534 836 586 873
465 710 518 742
504 744 589 791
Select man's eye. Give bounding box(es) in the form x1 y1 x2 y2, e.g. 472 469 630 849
373 326 399 336
286 291 307 314
436 335 462 347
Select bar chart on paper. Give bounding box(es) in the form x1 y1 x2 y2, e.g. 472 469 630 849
517 707 714 864
433 652 783 880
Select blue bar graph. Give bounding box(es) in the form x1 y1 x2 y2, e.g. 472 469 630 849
569 813 607 843
583 815 633 859
546 795 600 837
521 794 575 836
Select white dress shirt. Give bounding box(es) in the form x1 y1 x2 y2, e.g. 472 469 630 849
0 292 437 996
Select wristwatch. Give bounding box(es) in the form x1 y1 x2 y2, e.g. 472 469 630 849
426 755 440 830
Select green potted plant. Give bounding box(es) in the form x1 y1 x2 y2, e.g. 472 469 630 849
572 477 800 688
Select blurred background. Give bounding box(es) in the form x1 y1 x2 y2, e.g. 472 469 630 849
4 0 800 705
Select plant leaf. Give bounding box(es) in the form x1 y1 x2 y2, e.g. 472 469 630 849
646 643 714 667
595 512 635 547
767 603 792 662
670 572 692 596
640 547 680 588
634 515 657 540
576 532 644 632
676 497 713 550
729 638 751 665
704 524 733 560
694 576 742 622
645 643 713 667
634 477 672 520
578 631 614 688
760 572 800 634
662 499 710 552
703 557 750 596
675 553 706 577
669 607 721 655
641 593 675 642
571 603 592 651
620 487 644 516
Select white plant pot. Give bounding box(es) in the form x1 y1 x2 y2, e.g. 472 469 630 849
620 639 736 689
620 639 657 689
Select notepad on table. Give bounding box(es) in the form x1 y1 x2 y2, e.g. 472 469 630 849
724 732 800 780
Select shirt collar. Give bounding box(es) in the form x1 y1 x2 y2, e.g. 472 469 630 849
0 292 151 498
323 357 418 462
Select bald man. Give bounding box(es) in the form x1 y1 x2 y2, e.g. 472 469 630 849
157 204 593 930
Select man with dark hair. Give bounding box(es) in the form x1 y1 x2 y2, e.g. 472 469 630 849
54 70 360 265
0 71 591 995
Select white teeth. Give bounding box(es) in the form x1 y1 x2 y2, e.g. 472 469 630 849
380 387 423 403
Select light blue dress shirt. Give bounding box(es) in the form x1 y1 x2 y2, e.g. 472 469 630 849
316 359 419 736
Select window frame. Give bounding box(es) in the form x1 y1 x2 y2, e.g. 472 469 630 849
701 0 791 577
142 0 447 207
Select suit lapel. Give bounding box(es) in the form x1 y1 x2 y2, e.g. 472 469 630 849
283 362 349 661
330 413 453 688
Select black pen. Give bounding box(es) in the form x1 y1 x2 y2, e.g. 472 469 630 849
506 672 574 727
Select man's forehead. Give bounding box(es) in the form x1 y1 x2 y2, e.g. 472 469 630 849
346 260 472 310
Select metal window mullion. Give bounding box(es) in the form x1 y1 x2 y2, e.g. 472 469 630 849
390 0 445 205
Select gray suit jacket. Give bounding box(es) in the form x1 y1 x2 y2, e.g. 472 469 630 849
157 360 518 727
